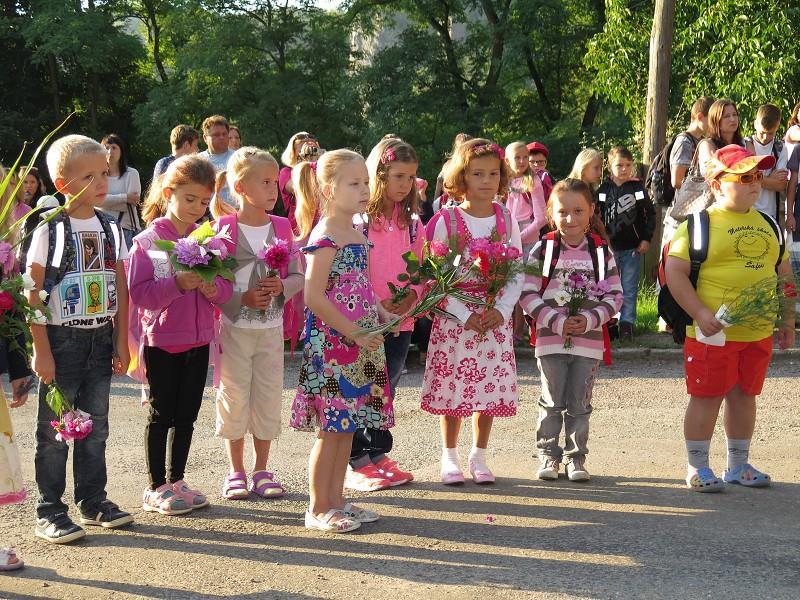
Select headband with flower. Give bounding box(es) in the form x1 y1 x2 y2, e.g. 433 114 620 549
309 161 317 172
470 143 505 160
380 147 396 165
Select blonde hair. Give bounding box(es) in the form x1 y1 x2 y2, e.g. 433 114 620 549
142 155 216 224
211 146 279 219
46 134 105 182
568 148 603 183
364 138 419 230
505 141 535 193
281 131 316 167
292 149 364 240
440 137 510 199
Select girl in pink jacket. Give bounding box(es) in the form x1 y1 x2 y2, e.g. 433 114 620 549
128 155 232 516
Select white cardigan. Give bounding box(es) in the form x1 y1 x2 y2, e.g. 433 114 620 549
103 166 142 231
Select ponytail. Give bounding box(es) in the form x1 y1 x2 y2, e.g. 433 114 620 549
293 161 320 240
142 172 169 224
211 170 235 219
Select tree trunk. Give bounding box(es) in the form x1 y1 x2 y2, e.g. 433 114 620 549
581 94 600 131
642 0 676 164
145 0 168 82
47 52 60 118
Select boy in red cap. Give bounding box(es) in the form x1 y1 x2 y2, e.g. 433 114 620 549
527 141 554 201
666 144 795 492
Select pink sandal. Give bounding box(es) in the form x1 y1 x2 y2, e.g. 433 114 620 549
251 470 285 498
222 472 249 500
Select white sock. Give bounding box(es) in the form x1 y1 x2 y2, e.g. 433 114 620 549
726 438 751 471
469 446 487 466
441 447 460 472
686 439 711 471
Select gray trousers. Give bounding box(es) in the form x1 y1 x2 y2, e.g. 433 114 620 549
536 354 599 460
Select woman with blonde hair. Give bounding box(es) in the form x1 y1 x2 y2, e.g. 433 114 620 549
278 132 321 234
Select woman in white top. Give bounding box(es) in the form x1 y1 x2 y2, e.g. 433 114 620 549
102 133 142 247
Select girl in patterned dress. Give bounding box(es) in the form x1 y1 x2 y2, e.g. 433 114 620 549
290 149 395 533
421 138 523 485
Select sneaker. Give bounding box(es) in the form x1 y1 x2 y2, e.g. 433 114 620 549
619 322 633 342
566 457 590 481
686 467 724 493
374 456 413 487
35 513 86 544
345 464 391 492
723 463 771 488
537 457 560 481
80 499 134 528
143 484 193 515
172 480 210 509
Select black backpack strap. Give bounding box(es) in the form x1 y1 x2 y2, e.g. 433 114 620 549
756 210 785 270
94 209 120 263
687 210 710 287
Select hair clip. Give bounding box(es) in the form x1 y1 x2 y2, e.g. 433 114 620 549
471 143 505 160
380 148 396 165
309 161 317 172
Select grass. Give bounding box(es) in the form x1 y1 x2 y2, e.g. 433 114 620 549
635 283 660 334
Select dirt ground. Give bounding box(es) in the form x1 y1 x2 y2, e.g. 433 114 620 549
1 352 799 600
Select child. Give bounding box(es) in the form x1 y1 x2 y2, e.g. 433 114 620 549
597 147 656 340
421 138 523 484
291 149 395 533
527 141 554 201
209 147 303 500
568 149 603 189
128 155 233 515
505 141 547 256
744 104 789 224
345 138 422 492
521 179 623 481
666 145 795 492
27 135 132 543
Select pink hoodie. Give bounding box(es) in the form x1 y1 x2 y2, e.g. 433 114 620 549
128 217 233 349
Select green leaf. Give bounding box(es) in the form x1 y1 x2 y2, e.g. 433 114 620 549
153 239 176 251
45 383 69 417
189 221 215 243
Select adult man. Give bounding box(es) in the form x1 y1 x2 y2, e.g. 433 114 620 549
199 115 236 207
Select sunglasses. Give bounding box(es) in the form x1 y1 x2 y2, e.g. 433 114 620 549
719 171 763 184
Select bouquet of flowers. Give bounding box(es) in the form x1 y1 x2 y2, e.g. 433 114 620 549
0 270 50 351
256 238 295 277
696 277 787 346
154 221 236 282
553 269 610 349
358 237 480 335
45 383 93 443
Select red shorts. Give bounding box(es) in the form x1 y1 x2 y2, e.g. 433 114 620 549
684 336 773 398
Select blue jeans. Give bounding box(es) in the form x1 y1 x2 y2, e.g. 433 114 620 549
384 331 412 399
615 249 641 326
35 324 113 518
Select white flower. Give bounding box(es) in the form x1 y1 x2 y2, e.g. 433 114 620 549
553 290 571 306
452 254 461 267
213 223 233 243
39 290 48 302
22 273 35 290
31 309 48 325
556 271 570 284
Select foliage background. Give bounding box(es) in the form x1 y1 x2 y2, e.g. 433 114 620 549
2 0 798 187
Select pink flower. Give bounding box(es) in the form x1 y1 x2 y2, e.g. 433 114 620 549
568 272 588 289
0 241 14 273
468 238 491 256
258 239 294 275
506 246 522 260
205 237 229 260
0 291 13 313
380 148 396 164
51 409 93 442
428 240 450 257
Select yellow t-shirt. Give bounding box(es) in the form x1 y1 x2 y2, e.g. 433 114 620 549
668 205 788 342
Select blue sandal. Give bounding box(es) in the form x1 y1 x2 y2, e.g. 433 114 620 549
686 467 724 493
723 463 771 488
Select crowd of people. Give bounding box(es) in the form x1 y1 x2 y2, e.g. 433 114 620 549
0 98 797 569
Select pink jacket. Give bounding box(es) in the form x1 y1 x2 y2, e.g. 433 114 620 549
506 175 547 244
127 217 233 348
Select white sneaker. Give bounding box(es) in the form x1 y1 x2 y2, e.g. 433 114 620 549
537 457 560 480
566 457 590 481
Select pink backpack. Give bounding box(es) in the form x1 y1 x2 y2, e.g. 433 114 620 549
216 213 303 351
429 201 512 244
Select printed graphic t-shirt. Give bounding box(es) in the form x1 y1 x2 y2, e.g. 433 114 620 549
26 214 129 328
669 205 787 342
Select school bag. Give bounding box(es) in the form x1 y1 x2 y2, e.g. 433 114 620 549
216 213 303 351
19 207 121 304
439 201 511 244
657 209 784 345
646 132 698 207
530 231 614 365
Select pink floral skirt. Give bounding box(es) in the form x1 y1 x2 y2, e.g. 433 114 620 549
420 314 518 417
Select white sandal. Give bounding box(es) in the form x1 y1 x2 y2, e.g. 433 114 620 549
304 509 361 533
342 503 380 523
0 548 24 572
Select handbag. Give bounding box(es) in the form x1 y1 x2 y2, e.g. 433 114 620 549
669 141 715 222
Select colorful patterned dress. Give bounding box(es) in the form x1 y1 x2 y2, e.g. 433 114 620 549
421 208 521 417
0 391 25 506
291 237 394 433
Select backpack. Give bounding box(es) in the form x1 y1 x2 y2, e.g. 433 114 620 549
440 201 511 244
646 132 698 207
530 231 614 365
657 209 784 345
20 208 120 304
216 213 303 350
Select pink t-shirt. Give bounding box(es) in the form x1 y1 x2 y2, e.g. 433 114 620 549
366 208 425 332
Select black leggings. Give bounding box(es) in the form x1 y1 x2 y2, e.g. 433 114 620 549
144 345 209 489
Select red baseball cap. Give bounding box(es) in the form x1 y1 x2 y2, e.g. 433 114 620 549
706 144 775 181
526 141 549 156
